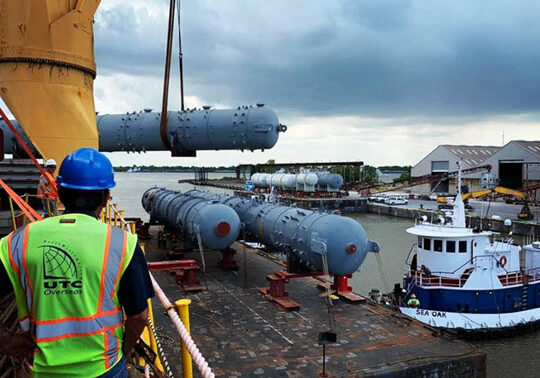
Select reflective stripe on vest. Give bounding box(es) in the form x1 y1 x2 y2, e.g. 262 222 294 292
8 225 33 322
7 219 131 372
104 328 120 369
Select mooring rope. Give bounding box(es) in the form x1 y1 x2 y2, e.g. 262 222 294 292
150 273 215 378
375 253 392 294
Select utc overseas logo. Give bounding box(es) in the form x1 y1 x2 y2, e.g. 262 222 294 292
41 243 83 295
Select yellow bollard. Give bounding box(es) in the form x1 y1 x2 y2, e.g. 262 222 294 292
100 209 105 222
175 299 193 378
119 210 124 229
130 222 136 234
113 204 118 227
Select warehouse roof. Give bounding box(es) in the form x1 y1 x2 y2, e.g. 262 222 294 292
441 145 500 167
513 140 540 159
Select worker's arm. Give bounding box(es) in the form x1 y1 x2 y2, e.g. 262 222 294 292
117 244 155 355
0 322 36 361
0 263 36 360
38 178 47 195
122 308 148 355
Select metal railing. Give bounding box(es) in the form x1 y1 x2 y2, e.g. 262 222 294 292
526 267 540 283
406 254 540 288
408 271 462 287
100 201 137 233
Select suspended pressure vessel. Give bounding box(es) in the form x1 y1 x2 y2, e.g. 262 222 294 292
142 188 241 250
1 104 286 157
177 189 380 275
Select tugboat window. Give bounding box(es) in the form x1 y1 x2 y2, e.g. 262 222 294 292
434 239 443 252
459 240 467 253
446 240 456 253
418 236 422 248
424 238 431 251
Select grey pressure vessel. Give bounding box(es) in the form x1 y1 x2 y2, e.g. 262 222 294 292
282 174 296 189
0 104 286 156
316 172 344 191
296 172 318 192
142 187 241 250
178 189 380 275
250 173 261 186
270 173 285 188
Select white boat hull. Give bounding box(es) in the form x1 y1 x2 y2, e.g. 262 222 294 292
399 306 540 330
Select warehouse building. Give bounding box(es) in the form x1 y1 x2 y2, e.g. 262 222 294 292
411 144 500 194
482 141 540 202
411 141 540 200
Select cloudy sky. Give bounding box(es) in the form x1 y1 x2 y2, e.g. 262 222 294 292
92 0 540 167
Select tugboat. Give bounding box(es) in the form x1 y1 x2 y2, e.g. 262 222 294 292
399 163 540 337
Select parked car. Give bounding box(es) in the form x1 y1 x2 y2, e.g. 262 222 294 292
368 194 386 202
377 194 388 203
386 197 408 205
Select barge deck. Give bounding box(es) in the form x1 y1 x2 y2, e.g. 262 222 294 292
146 226 486 377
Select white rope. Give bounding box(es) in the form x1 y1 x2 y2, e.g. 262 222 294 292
150 273 215 378
144 364 151 378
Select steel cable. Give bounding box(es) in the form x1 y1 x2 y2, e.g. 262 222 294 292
147 315 175 378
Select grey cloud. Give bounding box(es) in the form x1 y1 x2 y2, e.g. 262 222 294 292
94 0 540 120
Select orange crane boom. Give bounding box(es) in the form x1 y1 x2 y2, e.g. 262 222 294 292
0 0 101 169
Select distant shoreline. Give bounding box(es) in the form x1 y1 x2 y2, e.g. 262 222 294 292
114 167 236 173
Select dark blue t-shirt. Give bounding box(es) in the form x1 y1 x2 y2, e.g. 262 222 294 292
0 211 154 316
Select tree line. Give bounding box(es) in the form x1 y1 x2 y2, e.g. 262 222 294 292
114 165 236 172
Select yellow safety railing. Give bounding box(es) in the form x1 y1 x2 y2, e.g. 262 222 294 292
101 201 137 234
6 193 49 229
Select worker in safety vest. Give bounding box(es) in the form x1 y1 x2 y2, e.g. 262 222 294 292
0 148 154 377
407 293 420 308
37 159 58 217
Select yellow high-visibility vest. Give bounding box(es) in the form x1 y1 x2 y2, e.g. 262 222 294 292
0 214 137 377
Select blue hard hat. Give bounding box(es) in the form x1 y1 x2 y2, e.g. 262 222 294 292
56 148 116 190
